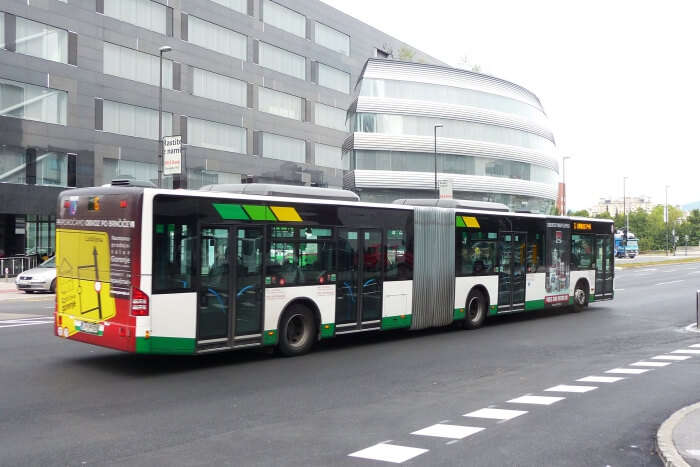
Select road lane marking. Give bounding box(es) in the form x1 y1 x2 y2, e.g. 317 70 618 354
507 395 564 405
0 316 53 329
689 344 700 348
463 408 528 421
411 424 484 440
544 385 597 393
655 280 684 286
688 271 700 275
605 368 650 374
671 349 700 354
630 361 671 367
349 443 428 463
653 355 691 361
577 376 625 383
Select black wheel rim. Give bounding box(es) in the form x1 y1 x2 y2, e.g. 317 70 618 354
575 288 586 305
286 314 307 348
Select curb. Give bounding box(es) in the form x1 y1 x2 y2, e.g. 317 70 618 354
657 402 700 467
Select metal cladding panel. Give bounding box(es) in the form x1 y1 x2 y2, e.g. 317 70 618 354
350 170 558 200
355 96 554 142
411 207 455 330
363 59 544 111
351 133 559 172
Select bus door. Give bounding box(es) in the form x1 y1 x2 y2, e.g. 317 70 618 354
497 231 527 312
335 228 383 331
196 225 264 347
595 235 614 298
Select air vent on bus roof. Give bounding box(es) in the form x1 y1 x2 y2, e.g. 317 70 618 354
111 178 157 187
392 199 511 212
199 183 360 202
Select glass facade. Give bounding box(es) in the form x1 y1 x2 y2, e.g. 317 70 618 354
259 42 305 80
187 117 246 153
351 150 558 185
103 0 167 35
318 63 350 93
103 42 173 88
0 78 67 125
0 146 70 186
103 158 158 186
258 87 303 120
15 17 68 63
187 169 241 189
359 78 547 122
353 113 554 152
210 0 246 14
188 16 247 60
314 143 343 169
192 68 246 107
263 0 305 38
102 100 172 140
314 103 347 131
262 132 305 163
315 22 350 55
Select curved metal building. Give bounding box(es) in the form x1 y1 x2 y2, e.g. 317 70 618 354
343 59 559 213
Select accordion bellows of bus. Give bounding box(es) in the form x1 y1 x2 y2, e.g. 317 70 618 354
54 183 614 356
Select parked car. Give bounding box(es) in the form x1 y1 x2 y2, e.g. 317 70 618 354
15 257 57 293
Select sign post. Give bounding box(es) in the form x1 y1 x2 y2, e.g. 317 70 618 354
163 135 182 176
438 178 453 200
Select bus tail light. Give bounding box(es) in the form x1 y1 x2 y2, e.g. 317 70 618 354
130 287 149 316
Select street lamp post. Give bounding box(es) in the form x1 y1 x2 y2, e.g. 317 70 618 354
562 156 571 215
157 45 172 189
623 176 628 249
433 124 442 199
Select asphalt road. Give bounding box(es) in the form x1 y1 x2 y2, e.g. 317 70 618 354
2 264 700 467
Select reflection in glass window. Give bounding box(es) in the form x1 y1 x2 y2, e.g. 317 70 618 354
315 22 349 55
259 42 305 80
102 100 172 140
15 17 68 63
153 222 196 292
210 0 246 14
385 229 412 280
0 78 67 125
187 117 246 153
103 158 158 185
314 143 342 169
103 42 173 88
103 0 167 35
572 234 595 270
192 68 246 107
456 230 497 276
263 0 305 38
36 153 68 186
188 16 246 60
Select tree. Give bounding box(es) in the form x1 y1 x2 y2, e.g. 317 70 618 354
456 55 483 73
594 211 613 220
397 46 416 62
568 209 590 217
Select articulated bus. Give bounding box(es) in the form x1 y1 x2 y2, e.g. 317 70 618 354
54 183 614 356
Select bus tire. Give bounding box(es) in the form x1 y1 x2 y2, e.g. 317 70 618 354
278 304 316 357
464 289 487 330
50 279 56 294
573 281 588 312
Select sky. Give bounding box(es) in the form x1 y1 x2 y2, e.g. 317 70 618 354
321 0 700 210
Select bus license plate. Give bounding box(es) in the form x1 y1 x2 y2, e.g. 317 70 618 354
81 322 100 334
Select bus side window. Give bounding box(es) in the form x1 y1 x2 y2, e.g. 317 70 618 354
455 228 471 276
385 228 412 280
153 221 195 292
526 232 545 273
572 234 595 270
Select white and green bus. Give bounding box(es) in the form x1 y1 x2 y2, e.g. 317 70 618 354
54 182 614 356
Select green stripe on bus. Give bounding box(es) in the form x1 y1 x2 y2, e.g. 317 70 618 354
381 315 411 330
320 323 335 339
135 336 196 354
589 294 595 302
455 216 466 227
243 205 276 221
525 299 544 311
262 330 278 346
453 308 466 320
213 203 250 220
488 304 498 316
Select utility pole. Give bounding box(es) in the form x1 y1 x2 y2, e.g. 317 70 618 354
433 124 442 199
665 185 670 256
157 45 172 188
623 176 628 250
562 156 571 215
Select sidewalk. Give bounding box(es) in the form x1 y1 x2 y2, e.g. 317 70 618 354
0 279 17 293
657 402 700 466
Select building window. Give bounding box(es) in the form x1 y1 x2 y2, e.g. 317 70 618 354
314 143 342 169
261 132 305 163
0 13 6 49
192 68 246 107
375 48 390 59
188 16 246 60
210 0 246 14
15 17 68 63
258 87 302 120
103 0 167 35
314 103 346 131
187 117 246 153
103 42 173 88
318 63 349 94
258 42 305 80
187 169 241 189
315 23 349 56
103 158 158 186
0 78 67 125
262 0 305 38
102 99 172 140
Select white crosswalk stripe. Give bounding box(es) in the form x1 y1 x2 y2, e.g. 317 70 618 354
577 376 625 383
349 443 428 463
631 361 671 367
653 355 691 361
605 368 650 374
688 344 700 348
545 385 597 393
671 349 700 354
463 408 528 421
507 395 564 405
411 424 484 440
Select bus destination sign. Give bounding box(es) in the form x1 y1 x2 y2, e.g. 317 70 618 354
573 222 592 231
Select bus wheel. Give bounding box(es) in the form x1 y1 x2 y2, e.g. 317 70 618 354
573 282 588 312
278 304 315 357
50 279 56 294
464 290 487 330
